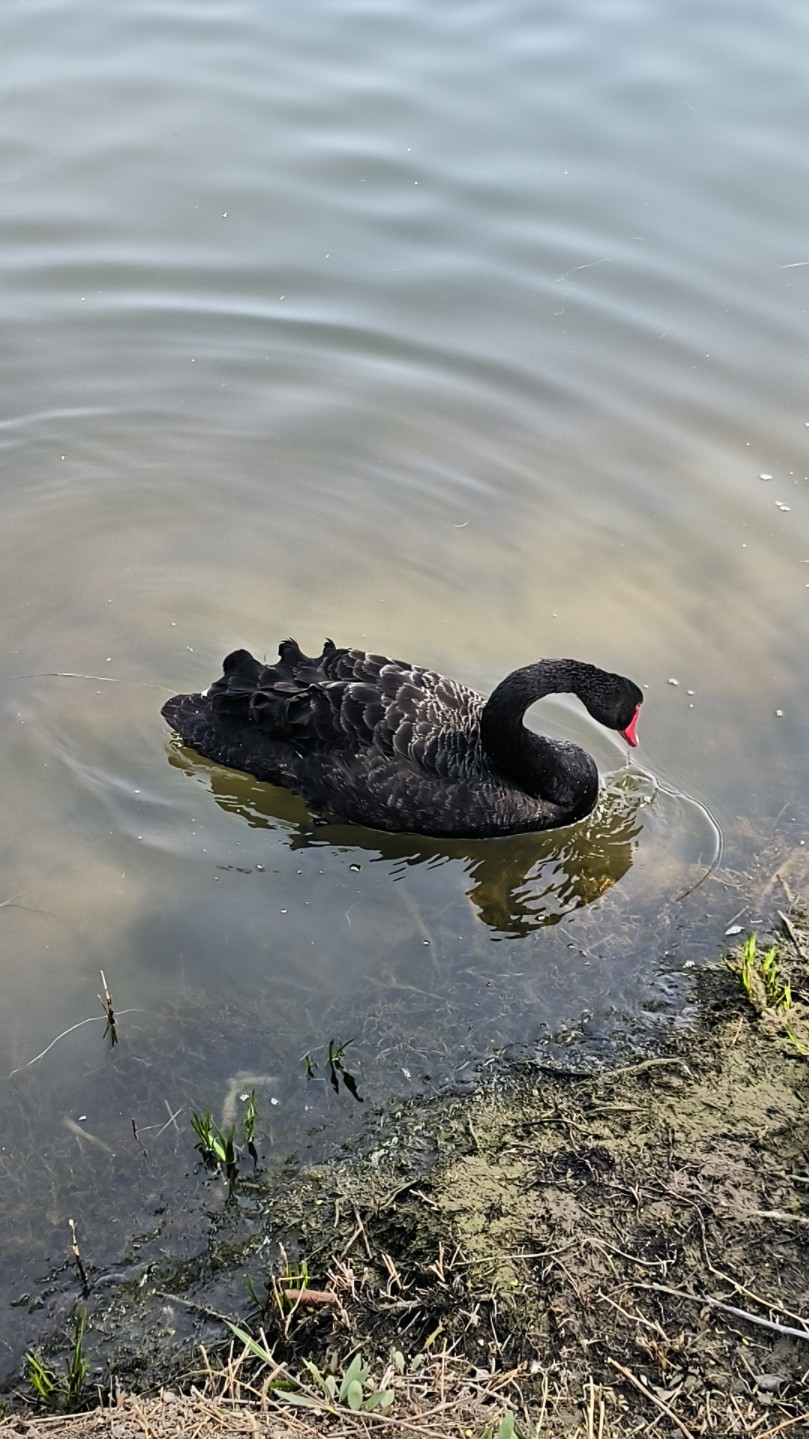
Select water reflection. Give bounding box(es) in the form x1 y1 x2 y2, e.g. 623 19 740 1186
167 740 645 938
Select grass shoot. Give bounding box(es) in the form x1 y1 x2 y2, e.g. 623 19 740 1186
727 933 792 1014
25 1307 88 1412
191 1090 259 1197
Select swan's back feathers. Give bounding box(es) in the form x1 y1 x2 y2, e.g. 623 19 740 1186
207 640 485 780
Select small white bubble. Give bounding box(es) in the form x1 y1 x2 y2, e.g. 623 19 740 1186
760 472 773 480
668 677 679 686
775 709 783 717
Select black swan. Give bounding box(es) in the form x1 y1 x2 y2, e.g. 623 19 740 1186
162 640 642 839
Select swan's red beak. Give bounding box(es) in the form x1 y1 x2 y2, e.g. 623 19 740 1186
621 706 640 747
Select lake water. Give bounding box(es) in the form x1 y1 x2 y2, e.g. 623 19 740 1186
2 0 809 1380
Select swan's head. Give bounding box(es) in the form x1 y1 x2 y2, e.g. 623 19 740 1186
583 672 644 747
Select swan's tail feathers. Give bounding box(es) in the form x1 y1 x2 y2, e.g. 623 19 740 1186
220 648 265 693
278 636 336 669
161 637 348 753
160 650 267 737
278 638 305 668
160 690 214 739
199 648 270 721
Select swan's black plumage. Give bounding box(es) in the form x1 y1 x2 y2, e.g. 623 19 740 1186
162 639 643 838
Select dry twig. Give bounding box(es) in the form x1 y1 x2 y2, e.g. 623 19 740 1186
635 1281 809 1341
606 1357 696 1439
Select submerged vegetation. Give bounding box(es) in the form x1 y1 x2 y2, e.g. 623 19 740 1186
303 1036 364 1101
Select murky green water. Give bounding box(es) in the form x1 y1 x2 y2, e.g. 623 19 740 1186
2 0 808 1380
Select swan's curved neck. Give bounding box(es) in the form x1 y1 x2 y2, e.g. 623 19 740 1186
479 660 592 797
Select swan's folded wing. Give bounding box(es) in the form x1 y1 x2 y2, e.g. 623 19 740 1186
205 642 484 774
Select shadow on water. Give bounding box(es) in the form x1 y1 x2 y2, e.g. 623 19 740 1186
167 739 647 939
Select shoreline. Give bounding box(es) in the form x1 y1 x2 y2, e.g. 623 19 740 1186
3 903 809 1438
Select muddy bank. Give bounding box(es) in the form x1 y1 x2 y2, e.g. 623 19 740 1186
4 908 809 1435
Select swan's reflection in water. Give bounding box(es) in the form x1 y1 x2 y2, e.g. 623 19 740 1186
167 742 648 938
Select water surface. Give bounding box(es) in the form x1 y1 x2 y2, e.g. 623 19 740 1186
2 0 809 1378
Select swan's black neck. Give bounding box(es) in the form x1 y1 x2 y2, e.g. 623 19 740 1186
479 660 598 810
